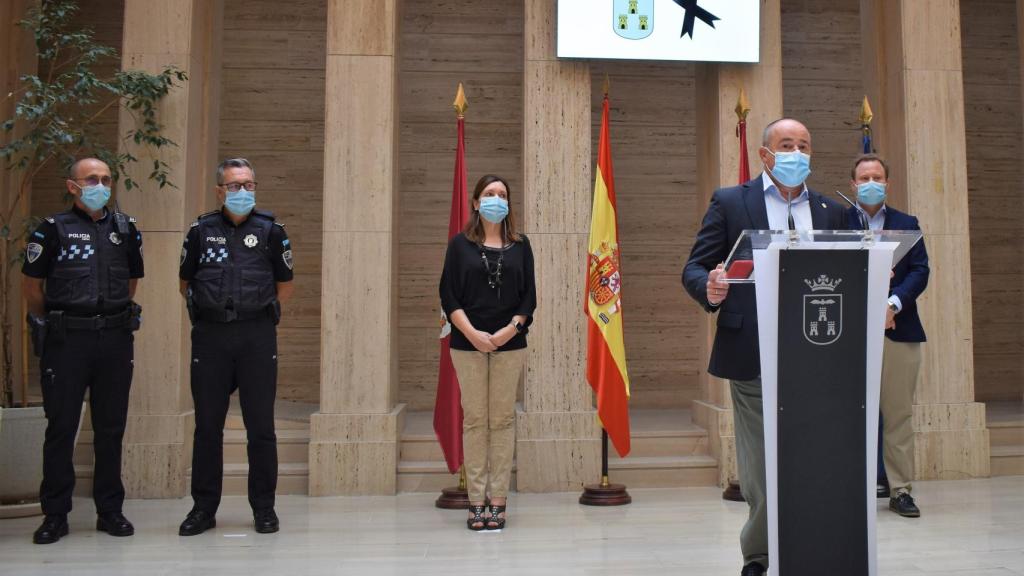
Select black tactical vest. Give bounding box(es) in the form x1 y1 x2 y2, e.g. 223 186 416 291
45 209 134 315
190 209 277 312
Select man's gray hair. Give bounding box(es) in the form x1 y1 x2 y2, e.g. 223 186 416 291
216 158 255 185
762 118 809 147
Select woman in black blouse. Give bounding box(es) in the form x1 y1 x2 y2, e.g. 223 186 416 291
439 174 536 531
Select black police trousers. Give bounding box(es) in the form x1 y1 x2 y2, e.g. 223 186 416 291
39 327 133 516
190 316 278 513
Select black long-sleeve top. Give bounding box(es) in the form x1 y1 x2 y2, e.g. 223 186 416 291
439 232 536 351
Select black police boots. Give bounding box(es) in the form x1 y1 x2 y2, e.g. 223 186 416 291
96 511 135 536
179 508 217 536
254 508 279 534
33 514 69 544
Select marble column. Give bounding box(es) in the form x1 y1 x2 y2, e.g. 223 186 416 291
308 0 404 496
516 0 601 493
860 0 990 479
116 0 224 497
690 0 783 489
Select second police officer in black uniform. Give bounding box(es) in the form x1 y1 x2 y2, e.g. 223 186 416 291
22 157 144 544
177 158 294 536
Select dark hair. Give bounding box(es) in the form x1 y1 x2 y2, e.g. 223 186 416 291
463 174 521 244
850 153 889 179
217 157 255 185
68 157 109 179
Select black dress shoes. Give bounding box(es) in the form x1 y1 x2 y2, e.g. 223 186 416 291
740 562 766 576
889 492 921 518
96 511 135 536
254 508 279 534
179 508 217 536
33 514 69 544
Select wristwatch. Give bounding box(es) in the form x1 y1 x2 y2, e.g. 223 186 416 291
510 321 524 334
888 302 899 313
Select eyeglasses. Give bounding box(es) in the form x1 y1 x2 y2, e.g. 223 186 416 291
75 175 113 187
221 181 258 193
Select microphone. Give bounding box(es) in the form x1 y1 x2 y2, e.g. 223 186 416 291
835 189 870 231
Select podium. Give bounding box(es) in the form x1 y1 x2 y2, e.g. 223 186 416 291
723 229 922 576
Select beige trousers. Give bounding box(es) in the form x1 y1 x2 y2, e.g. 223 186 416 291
450 348 526 503
880 338 921 493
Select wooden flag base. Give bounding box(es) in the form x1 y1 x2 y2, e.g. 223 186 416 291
579 480 632 506
722 481 745 502
435 485 469 509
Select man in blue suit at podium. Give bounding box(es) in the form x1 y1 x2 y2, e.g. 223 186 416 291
847 153 930 519
683 118 846 576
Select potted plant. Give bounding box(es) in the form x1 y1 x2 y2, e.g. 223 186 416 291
0 0 185 517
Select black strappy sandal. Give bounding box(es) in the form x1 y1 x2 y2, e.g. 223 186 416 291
486 504 506 530
467 505 487 531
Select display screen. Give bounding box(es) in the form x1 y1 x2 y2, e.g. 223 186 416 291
557 0 760 63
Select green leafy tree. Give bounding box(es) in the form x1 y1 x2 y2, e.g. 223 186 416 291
0 0 186 407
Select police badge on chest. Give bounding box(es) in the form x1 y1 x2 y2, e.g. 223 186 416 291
109 232 122 245
244 234 258 248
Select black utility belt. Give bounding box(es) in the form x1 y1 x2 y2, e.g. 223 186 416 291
56 307 134 331
196 306 274 324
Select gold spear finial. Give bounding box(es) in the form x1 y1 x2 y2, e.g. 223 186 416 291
603 73 610 97
453 83 468 118
735 88 751 121
860 95 874 126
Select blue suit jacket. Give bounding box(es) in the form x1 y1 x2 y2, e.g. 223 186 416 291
846 206 929 342
682 177 847 381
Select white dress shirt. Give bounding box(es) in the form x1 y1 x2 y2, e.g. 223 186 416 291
761 172 812 231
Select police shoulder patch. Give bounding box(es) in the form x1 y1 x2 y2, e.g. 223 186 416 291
190 220 200 228
128 216 137 223
282 249 294 270
26 243 44 264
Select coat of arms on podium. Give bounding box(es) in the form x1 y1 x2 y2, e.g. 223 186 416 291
803 275 843 346
588 241 623 325
613 0 654 40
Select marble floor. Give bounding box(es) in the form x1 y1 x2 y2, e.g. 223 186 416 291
1 476 1022 576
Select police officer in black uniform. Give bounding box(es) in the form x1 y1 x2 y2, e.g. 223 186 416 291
21 157 143 544
177 158 294 536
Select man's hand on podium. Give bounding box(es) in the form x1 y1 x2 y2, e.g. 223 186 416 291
707 263 730 306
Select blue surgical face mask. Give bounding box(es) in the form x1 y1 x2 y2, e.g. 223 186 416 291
78 184 111 212
479 196 509 224
856 180 887 206
225 190 256 216
768 149 812 188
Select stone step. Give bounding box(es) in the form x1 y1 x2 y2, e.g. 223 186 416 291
399 429 709 463
605 455 719 488
990 445 1024 477
988 423 1024 447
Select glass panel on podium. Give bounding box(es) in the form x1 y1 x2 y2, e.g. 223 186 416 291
721 229 923 283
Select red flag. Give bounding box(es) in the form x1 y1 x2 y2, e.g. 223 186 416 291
433 85 469 474
585 89 631 458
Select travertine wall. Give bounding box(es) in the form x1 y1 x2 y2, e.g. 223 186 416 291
217 0 326 404
961 0 1024 402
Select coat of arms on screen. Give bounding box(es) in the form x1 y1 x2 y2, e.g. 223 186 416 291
803 275 843 346
613 0 654 40
589 242 623 325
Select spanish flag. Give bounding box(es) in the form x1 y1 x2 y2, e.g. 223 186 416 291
585 86 631 458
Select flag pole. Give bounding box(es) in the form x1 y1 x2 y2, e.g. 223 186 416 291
435 83 471 510
722 88 751 503
580 75 630 506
